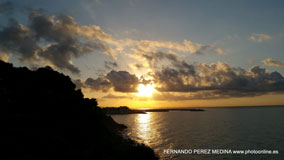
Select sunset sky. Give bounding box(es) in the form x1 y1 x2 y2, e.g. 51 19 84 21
1 0 284 108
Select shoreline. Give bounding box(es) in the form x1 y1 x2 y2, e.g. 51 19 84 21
102 106 205 115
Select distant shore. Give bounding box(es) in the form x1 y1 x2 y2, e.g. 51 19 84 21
102 106 147 115
102 106 205 115
145 108 205 112
102 105 284 115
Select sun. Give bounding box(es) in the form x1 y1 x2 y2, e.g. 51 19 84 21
137 84 156 97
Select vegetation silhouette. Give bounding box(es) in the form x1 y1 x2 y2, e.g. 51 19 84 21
0 60 159 160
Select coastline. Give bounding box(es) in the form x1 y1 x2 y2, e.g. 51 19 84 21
102 106 205 115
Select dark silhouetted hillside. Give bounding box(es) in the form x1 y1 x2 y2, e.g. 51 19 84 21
0 60 159 160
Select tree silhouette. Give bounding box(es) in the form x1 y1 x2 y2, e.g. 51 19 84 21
0 60 159 160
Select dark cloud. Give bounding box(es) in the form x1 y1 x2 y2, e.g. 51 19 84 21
152 90 265 101
104 61 118 69
143 51 177 62
0 19 38 61
83 70 140 93
153 62 284 98
139 75 153 85
0 11 113 74
139 51 195 76
140 51 178 68
29 12 93 74
106 70 139 92
85 77 112 92
154 67 194 92
73 79 84 89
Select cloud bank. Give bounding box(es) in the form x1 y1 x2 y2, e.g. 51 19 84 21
153 64 284 100
79 59 284 100
0 9 224 74
83 70 140 93
0 11 113 73
2 7 283 101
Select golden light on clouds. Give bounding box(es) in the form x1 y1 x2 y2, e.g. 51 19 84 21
137 84 156 97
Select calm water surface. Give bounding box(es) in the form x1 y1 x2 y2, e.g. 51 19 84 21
112 106 284 160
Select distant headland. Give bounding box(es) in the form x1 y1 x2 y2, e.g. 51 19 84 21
102 106 147 115
102 106 205 115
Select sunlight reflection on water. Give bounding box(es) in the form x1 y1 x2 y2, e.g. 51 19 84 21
133 113 163 147
115 112 173 159
112 107 284 160
136 113 151 143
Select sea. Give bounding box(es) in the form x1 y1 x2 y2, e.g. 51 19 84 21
112 106 284 160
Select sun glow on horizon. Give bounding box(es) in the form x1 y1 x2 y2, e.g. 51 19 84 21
137 84 156 97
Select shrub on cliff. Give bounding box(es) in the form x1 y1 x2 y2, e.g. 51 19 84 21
0 60 159 160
